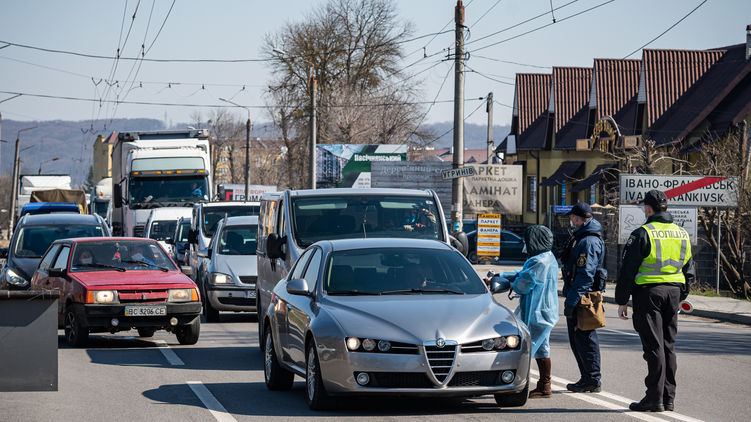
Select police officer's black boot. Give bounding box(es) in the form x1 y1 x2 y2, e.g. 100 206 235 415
529 358 552 398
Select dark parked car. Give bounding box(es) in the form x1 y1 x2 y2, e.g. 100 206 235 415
29 237 202 346
467 229 527 263
0 214 109 290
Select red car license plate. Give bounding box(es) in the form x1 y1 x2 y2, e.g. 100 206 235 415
124 306 167 317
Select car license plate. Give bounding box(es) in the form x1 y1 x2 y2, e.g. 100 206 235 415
124 306 167 316
246 290 256 299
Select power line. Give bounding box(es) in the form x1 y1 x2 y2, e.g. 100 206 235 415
469 0 503 29
468 0 616 54
409 63 454 139
145 0 176 55
622 0 708 59
423 99 487 147
471 54 551 69
465 65 515 85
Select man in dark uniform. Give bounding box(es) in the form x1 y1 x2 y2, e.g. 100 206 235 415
561 202 605 393
616 190 694 413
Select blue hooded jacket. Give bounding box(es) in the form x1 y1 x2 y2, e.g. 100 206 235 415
561 217 605 307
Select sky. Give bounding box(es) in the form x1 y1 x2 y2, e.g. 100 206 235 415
0 0 749 131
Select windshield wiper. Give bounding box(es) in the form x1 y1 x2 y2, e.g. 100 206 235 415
327 290 381 296
120 259 169 272
381 288 465 295
76 263 126 272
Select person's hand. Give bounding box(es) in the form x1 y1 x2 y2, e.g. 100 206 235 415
564 303 574 318
618 305 629 320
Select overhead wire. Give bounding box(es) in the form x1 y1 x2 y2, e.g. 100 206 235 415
408 63 454 141
622 0 708 59
469 0 503 29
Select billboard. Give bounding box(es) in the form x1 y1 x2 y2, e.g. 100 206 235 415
371 162 452 216
316 144 408 188
462 165 524 215
217 184 277 201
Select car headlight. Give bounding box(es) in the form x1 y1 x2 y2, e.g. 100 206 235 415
506 335 520 349
210 273 232 284
478 335 520 351
346 337 361 351
5 268 29 287
86 290 119 304
346 337 395 353
168 288 198 302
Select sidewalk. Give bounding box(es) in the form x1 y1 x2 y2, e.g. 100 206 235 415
474 262 751 326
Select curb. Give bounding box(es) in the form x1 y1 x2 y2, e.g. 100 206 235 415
599 293 751 326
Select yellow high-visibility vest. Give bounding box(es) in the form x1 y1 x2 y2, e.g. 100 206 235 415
636 221 692 285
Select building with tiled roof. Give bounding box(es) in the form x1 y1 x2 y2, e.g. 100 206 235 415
590 58 641 136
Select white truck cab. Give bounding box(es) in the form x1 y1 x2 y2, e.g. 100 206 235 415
144 207 193 256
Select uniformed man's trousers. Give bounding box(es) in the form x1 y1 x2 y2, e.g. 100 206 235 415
566 314 601 385
632 284 681 404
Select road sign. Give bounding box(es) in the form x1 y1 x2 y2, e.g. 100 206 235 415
618 205 698 245
477 213 501 260
442 166 475 180
553 205 573 214
619 174 739 207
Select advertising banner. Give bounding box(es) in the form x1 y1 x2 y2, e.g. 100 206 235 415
316 144 408 188
477 213 501 259
462 165 524 215
371 162 451 216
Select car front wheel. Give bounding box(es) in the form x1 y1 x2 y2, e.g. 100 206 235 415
263 329 294 390
494 382 529 408
305 341 332 410
175 318 200 345
64 306 89 347
203 295 219 322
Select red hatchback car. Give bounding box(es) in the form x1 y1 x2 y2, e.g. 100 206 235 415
30 237 202 347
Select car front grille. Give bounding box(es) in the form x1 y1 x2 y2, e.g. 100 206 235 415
133 224 145 237
425 344 456 383
363 372 433 388
447 371 513 387
238 276 256 285
118 289 168 303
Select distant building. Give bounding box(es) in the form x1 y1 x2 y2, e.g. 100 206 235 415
92 132 117 181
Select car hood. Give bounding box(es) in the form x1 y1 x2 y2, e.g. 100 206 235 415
212 254 257 280
321 293 519 345
71 270 195 288
7 256 41 282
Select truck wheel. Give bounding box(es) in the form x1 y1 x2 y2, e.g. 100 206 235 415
64 306 89 347
264 329 294 390
494 382 528 407
175 318 200 345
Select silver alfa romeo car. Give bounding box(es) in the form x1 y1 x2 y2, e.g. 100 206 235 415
262 238 531 410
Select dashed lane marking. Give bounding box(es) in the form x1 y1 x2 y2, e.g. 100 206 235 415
187 381 238 422
531 369 704 422
153 340 185 366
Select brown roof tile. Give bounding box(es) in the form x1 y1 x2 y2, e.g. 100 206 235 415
642 48 724 127
516 73 552 133
593 58 641 126
552 67 592 132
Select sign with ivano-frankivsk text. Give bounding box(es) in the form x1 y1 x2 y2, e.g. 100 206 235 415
619 174 739 207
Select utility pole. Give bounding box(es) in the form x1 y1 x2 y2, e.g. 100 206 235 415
310 73 317 190
8 126 36 239
451 0 465 232
486 92 493 163
245 116 251 200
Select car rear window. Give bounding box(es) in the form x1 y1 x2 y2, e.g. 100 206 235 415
13 225 106 258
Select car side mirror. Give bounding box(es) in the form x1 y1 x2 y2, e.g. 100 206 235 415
187 229 198 244
0 248 7 259
113 183 123 208
286 278 311 296
490 276 511 294
266 233 286 260
449 231 469 257
49 268 66 278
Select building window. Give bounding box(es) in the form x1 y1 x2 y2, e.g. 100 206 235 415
590 186 597 205
527 176 537 213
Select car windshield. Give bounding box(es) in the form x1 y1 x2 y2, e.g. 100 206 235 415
148 220 177 241
13 225 106 258
217 225 258 255
129 176 208 204
291 196 443 248
70 240 177 272
324 247 485 295
202 205 260 237
177 222 190 243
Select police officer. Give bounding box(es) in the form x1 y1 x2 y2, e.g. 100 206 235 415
616 190 694 413
561 202 605 393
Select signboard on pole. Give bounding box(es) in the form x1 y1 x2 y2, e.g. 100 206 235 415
441 167 475 180
619 174 739 207
217 184 277 201
477 213 501 260
462 165 523 215
619 205 698 245
316 144 407 188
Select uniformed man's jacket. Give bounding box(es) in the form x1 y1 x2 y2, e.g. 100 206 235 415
615 212 695 305
636 221 692 285
561 218 606 307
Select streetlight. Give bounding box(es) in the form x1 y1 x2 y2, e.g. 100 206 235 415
218 97 252 200
273 48 317 189
38 157 60 175
8 125 37 239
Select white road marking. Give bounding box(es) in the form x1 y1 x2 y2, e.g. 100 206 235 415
531 369 704 422
187 381 237 422
600 328 641 337
153 340 185 366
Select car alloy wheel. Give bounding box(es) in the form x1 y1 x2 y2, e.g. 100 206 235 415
306 347 317 401
263 329 294 390
305 342 332 410
64 307 88 347
264 332 273 384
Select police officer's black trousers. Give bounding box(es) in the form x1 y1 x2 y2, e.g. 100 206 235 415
566 314 601 385
632 284 680 404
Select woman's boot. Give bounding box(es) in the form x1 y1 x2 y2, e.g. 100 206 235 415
529 358 552 398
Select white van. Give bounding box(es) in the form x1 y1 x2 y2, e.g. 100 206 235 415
256 188 466 350
144 207 193 255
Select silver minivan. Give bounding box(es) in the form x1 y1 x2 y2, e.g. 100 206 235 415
256 188 464 350
200 215 258 322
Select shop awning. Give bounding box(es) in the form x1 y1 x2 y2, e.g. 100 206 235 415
540 161 585 186
571 164 617 192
